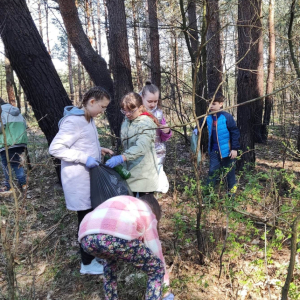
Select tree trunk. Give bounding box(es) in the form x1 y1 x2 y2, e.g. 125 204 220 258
5 56 16 106
132 0 143 91
38 0 43 40
187 0 199 56
147 0 161 89
97 0 102 56
197 1 208 151
206 0 223 95
68 39 75 101
262 0 275 142
237 0 263 169
90 0 98 52
106 0 133 137
44 1 51 55
252 1 264 143
78 58 82 103
85 0 92 44
58 0 122 136
0 0 71 144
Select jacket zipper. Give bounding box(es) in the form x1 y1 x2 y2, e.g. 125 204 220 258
215 116 222 159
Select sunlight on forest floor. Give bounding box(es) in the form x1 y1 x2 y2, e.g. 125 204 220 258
0 123 300 299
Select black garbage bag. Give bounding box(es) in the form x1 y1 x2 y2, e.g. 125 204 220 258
90 163 133 209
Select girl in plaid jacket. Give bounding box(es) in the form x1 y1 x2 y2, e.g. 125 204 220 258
79 195 174 300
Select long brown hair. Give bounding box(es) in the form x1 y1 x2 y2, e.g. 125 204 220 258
141 80 161 107
139 194 162 234
121 92 160 126
79 86 111 122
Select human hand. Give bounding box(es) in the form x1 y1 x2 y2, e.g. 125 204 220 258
105 155 124 168
101 147 114 156
86 156 99 168
229 150 237 159
160 123 170 134
193 128 198 136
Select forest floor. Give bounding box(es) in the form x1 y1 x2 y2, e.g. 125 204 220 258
0 122 300 300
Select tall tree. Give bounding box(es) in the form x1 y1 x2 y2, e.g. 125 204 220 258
106 0 133 103
237 0 263 169
252 1 264 143
132 0 143 90
4 56 16 106
58 0 122 136
68 39 75 101
97 0 102 56
206 0 223 95
0 0 71 144
147 0 161 89
262 0 275 142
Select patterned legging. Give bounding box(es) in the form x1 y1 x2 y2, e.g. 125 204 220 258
81 234 165 300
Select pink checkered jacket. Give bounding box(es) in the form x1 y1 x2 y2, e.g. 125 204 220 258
78 195 169 285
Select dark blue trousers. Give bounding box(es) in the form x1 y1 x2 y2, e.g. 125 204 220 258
207 151 236 192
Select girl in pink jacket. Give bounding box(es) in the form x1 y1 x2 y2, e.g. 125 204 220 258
49 87 113 275
141 81 172 193
79 195 174 300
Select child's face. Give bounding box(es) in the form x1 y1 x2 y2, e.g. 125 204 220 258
142 91 159 111
86 97 110 117
209 101 223 112
122 105 144 121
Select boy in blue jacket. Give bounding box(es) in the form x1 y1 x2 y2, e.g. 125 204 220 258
194 92 240 195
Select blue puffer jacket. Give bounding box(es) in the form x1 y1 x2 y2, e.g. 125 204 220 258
199 111 240 158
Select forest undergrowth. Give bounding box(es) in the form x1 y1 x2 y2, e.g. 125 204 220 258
0 121 300 300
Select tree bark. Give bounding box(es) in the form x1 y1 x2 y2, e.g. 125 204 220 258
44 0 51 55
147 0 161 89
68 39 75 101
97 0 102 56
237 0 263 169
5 56 16 106
58 0 122 136
0 0 71 144
106 0 133 136
252 1 264 143
262 0 275 142
132 0 143 90
38 0 43 40
206 0 223 95
187 0 199 56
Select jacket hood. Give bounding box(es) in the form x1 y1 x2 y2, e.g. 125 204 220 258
1 104 20 116
58 106 85 127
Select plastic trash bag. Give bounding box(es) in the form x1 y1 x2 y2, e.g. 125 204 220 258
90 164 133 209
190 132 201 165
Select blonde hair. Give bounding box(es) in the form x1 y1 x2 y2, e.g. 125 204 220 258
79 86 110 122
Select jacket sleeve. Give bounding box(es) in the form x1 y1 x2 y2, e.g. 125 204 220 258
123 121 156 161
143 218 170 286
49 118 89 164
226 114 240 150
159 117 172 142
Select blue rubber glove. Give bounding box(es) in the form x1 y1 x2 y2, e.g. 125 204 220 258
86 156 99 169
193 128 198 135
105 155 124 168
163 293 174 300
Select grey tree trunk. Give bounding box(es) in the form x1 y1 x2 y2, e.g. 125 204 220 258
147 0 161 89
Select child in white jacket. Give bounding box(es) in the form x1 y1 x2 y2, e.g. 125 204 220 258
49 86 113 275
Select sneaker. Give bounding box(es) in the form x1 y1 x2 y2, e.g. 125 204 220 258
80 258 104 275
0 186 12 195
163 293 175 300
22 185 28 191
